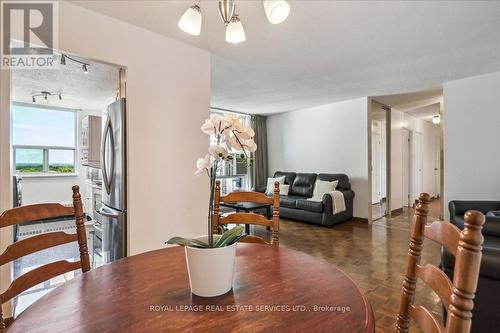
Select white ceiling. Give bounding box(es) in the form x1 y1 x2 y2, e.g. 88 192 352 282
74 1 500 114
12 56 119 111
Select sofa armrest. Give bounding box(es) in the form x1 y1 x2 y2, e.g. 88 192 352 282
321 190 354 215
449 200 500 217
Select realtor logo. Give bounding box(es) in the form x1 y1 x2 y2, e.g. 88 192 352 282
1 1 58 69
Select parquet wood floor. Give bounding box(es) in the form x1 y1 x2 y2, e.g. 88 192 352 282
252 200 442 333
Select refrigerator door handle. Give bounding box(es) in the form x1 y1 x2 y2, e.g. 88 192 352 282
98 206 119 218
101 118 115 194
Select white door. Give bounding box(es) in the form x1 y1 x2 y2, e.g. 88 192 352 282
372 132 382 204
402 129 411 207
413 132 424 201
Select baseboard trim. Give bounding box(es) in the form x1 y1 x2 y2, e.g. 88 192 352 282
352 217 369 223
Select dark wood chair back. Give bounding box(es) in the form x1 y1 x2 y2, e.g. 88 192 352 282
396 193 485 333
0 185 90 329
213 180 280 245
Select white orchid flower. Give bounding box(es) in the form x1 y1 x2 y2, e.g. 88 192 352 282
243 139 257 153
209 145 228 160
195 154 211 175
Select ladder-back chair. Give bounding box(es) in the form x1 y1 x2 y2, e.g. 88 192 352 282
396 193 485 333
213 180 280 245
0 185 90 329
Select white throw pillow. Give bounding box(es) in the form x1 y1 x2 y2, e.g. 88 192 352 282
265 176 285 195
311 179 339 200
279 184 290 196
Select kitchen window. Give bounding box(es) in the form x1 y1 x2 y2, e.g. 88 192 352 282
12 104 77 175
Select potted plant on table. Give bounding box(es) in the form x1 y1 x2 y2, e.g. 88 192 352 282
166 114 257 297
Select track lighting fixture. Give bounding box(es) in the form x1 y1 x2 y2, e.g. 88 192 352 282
31 91 62 104
178 0 290 43
59 53 90 73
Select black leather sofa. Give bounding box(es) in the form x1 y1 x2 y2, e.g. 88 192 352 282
441 201 500 333
256 171 355 226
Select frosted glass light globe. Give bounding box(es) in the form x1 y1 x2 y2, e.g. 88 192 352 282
178 5 202 36
263 0 290 24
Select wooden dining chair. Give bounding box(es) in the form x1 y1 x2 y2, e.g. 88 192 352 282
396 193 485 333
0 185 90 330
213 180 280 245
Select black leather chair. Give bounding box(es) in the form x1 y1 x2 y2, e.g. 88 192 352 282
441 201 500 333
256 171 355 226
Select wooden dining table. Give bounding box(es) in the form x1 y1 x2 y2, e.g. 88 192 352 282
7 244 374 333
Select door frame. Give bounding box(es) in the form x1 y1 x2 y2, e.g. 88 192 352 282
368 98 391 223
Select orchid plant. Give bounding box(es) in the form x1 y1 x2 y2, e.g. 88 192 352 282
166 114 257 248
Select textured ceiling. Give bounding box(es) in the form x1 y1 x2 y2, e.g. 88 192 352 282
12 56 119 111
74 1 500 114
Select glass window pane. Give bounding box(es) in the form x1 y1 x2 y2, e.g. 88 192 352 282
12 105 75 147
49 149 75 173
16 149 44 173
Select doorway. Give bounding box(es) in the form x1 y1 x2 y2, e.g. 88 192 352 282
370 101 390 221
9 49 123 316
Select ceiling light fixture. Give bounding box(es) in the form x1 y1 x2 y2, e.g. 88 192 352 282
432 115 441 125
263 0 290 24
178 0 290 43
178 2 202 36
218 0 235 25
31 91 62 104
60 53 90 73
226 11 246 44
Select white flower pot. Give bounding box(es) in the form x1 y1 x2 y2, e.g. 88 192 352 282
184 236 236 297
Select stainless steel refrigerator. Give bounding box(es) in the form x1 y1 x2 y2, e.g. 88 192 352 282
99 98 127 263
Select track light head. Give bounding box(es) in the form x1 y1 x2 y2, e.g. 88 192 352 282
60 54 66 65
83 64 88 73
59 93 62 100
44 94 48 103
32 96 36 103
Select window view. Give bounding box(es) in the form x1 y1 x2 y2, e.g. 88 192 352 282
12 105 76 174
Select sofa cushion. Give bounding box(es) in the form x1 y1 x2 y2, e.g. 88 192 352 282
290 173 317 197
279 195 302 209
318 173 351 191
273 171 296 185
296 199 323 213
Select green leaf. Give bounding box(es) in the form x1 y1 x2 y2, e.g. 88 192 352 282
214 226 245 248
165 237 210 248
226 234 246 246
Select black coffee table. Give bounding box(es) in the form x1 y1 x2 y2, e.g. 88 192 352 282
219 202 272 234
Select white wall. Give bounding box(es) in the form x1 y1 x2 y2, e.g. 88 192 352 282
267 98 369 219
391 109 440 210
20 109 102 205
444 71 500 210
